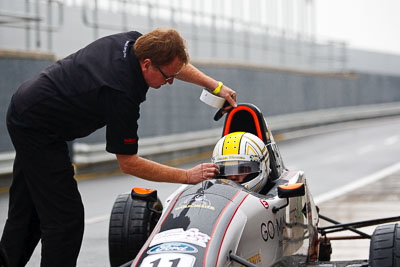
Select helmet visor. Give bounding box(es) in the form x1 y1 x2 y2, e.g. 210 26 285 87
216 161 260 177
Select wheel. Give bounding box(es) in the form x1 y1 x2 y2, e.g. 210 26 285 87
369 223 400 267
108 193 163 267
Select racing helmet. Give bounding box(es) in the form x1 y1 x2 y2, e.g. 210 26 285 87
212 132 269 193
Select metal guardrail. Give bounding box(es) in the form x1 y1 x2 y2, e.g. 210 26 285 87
1 102 400 176
0 152 15 176
73 128 222 165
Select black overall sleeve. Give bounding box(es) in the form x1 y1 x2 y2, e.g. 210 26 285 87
102 88 141 155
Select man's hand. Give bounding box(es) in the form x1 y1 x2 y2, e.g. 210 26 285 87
186 163 219 184
175 63 237 112
217 85 237 113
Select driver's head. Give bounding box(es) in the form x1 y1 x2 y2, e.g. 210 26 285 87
212 132 269 193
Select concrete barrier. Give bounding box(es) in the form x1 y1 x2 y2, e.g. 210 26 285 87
2 101 399 177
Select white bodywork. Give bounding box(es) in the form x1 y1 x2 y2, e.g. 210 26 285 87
132 171 319 267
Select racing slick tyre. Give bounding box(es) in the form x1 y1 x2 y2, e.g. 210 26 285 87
369 223 400 267
108 193 163 267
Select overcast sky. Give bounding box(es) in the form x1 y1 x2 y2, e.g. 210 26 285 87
315 0 400 55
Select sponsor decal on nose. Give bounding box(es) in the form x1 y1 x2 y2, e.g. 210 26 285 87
147 242 198 254
150 228 211 248
259 198 269 210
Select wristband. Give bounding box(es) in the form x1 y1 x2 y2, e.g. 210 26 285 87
212 81 223 95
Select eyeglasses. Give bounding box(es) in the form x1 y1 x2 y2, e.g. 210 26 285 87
155 65 179 82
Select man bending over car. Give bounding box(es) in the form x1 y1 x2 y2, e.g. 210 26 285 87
1 28 236 267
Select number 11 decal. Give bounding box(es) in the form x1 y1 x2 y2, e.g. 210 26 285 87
150 258 180 267
142 253 196 267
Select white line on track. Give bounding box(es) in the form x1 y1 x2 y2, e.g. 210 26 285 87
314 161 400 205
384 135 399 146
356 144 375 155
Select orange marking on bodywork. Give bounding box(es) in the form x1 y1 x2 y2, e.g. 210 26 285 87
280 183 303 190
224 106 263 141
132 187 155 195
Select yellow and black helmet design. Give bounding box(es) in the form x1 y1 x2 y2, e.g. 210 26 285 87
212 132 269 193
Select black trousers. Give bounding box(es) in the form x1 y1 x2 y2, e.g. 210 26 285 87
1 120 84 267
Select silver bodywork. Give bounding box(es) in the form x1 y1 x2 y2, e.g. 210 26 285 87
130 170 319 267
120 104 378 267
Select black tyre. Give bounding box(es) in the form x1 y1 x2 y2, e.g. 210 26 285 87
369 223 400 267
108 193 163 267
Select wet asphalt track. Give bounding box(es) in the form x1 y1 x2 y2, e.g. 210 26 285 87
0 116 399 266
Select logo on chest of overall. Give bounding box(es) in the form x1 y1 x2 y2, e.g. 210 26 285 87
124 138 137 145
123 40 129 58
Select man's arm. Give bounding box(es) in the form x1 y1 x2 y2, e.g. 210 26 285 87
116 154 219 184
176 63 237 108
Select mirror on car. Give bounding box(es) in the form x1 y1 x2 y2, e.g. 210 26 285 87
277 183 305 199
131 187 158 202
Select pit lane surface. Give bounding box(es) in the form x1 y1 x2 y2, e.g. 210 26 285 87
0 116 399 266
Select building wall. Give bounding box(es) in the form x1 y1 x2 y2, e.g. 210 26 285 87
1 53 399 152
136 63 400 139
0 51 55 151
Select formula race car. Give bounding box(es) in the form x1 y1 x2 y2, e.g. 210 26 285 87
107 103 400 267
